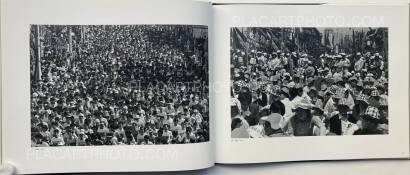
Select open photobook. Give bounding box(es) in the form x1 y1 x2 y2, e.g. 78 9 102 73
1 0 410 174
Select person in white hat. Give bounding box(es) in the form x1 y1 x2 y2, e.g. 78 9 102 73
289 97 317 136
268 52 282 70
312 99 326 136
354 53 366 72
324 87 343 118
249 50 257 65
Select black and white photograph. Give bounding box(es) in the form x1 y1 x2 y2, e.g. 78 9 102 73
230 27 388 138
30 25 209 146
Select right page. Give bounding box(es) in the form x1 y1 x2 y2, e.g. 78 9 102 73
213 4 410 163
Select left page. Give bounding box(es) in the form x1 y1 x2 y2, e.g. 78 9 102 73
1 0 213 173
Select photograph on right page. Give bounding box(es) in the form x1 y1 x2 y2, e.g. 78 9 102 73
230 27 388 138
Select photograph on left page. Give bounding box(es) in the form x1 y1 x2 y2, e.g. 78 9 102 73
30 25 209 146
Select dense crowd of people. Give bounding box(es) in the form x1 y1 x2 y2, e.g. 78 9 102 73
231 48 389 138
30 25 209 146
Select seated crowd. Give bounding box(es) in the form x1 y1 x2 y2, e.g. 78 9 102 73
231 49 388 137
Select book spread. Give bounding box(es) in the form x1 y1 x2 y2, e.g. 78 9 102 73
1 0 409 174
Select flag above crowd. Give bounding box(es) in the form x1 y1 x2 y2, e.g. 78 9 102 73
231 27 388 58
